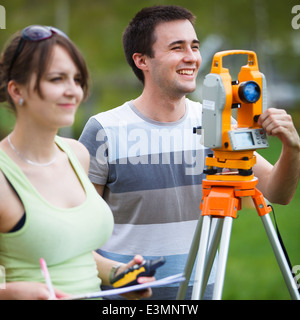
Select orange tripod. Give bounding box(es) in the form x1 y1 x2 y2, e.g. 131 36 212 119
177 174 300 300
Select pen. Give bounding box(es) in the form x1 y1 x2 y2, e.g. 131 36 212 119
40 258 56 299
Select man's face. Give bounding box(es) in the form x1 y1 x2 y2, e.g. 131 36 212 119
146 19 202 99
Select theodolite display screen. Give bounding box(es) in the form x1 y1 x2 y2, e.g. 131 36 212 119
228 128 268 151
234 132 254 148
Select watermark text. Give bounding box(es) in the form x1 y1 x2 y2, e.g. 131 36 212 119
0 265 5 289
292 5 300 30
0 5 5 29
292 265 300 289
94 123 205 176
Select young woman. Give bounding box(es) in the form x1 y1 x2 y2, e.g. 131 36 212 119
0 25 153 300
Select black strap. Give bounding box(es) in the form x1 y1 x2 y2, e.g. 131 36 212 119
268 204 300 294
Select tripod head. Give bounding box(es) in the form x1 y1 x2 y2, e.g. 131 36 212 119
201 50 269 180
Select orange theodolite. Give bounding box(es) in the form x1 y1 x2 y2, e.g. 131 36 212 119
201 50 268 181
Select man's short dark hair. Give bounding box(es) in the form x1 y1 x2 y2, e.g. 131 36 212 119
122 5 196 84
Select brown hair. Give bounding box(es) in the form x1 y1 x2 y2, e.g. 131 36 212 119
0 29 89 112
122 5 196 84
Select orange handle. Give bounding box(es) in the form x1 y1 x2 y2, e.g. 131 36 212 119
211 50 259 74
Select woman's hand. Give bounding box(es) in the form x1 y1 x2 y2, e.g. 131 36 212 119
0 281 69 300
116 255 155 300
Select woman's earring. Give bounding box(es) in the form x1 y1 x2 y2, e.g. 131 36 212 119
18 98 24 106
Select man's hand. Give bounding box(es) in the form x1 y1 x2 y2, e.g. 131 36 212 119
258 108 300 149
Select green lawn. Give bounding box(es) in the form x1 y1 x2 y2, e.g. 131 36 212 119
222 137 300 300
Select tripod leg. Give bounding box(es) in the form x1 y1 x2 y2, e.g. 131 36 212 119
199 218 224 295
177 214 203 300
261 213 300 300
213 216 233 300
192 215 212 299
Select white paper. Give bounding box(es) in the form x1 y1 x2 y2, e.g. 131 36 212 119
64 273 185 300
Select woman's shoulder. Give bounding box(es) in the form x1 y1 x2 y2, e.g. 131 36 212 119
58 137 90 174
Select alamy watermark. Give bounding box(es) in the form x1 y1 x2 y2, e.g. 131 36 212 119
0 5 5 29
292 5 300 30
293 265 300 289
94 123 205 176
0 265 5 289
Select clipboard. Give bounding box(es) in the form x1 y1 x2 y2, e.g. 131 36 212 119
63 273 185 300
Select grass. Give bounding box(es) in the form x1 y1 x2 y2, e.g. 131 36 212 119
222 137 300 300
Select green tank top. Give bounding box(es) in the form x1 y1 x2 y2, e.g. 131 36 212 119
0 136 114 295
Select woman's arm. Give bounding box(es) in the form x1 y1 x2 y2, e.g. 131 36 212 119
92 251 154 299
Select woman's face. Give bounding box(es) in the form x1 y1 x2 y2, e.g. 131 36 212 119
20 45 84 130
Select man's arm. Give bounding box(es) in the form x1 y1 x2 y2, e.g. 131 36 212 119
254 108 300 205
79 117 109 196
93 183 105 197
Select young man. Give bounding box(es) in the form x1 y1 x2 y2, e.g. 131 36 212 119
79 5 300 299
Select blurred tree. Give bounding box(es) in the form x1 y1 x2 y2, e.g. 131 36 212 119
0 0 299 139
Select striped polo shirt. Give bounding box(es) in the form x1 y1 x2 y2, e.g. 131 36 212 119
79 98 216 297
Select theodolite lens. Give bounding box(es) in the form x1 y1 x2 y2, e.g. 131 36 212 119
238 81 261 103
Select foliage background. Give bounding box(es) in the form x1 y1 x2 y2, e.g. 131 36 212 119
0 0 299 299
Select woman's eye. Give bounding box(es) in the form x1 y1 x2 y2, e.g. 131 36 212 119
75 77 82 84
50 77 62 82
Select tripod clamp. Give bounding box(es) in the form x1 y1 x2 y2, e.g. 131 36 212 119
201 178 271 219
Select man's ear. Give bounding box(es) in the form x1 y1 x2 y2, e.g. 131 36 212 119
132 53 149 71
